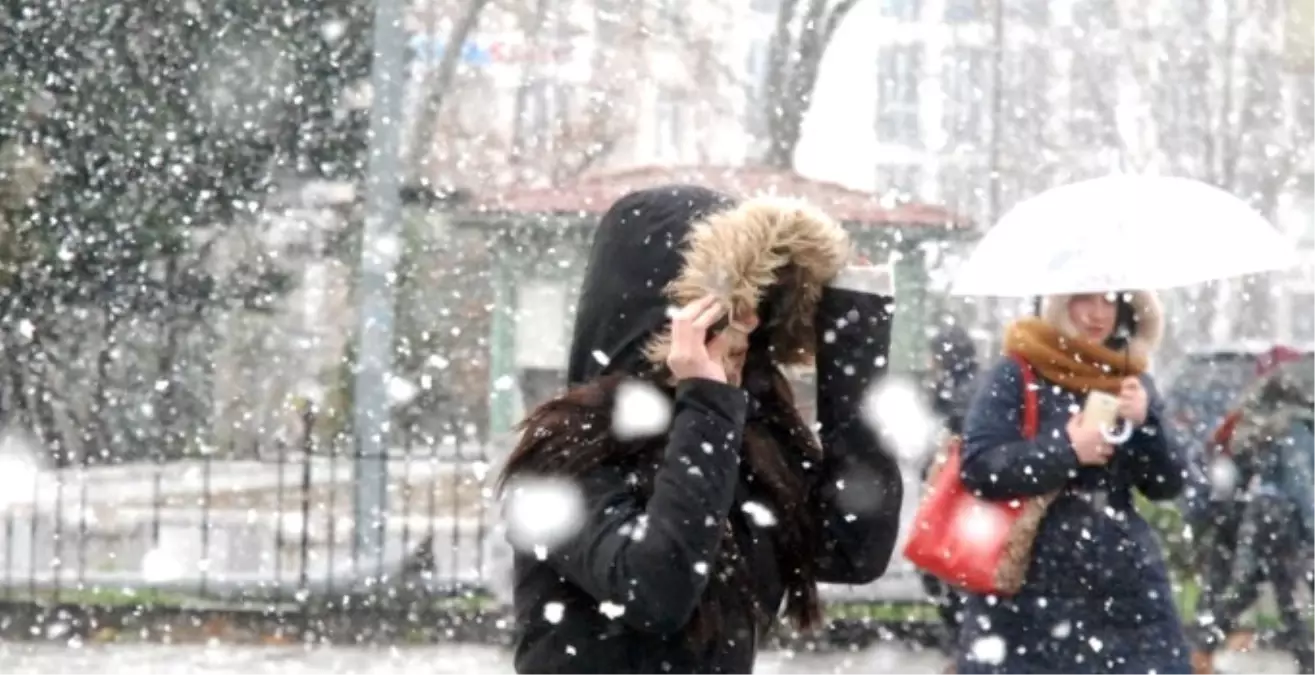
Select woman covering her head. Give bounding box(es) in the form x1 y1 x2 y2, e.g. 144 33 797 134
498 185 904 674
954 290 1191 674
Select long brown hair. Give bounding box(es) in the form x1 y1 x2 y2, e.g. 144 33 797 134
497 356 824 643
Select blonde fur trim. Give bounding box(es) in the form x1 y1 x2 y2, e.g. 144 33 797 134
1040 290 1165 363
644 196 853 367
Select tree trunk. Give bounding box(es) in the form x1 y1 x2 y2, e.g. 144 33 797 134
91 310 117 465
406 0 495 181
509 0 552 176
155 256 181 460
758 0 858 170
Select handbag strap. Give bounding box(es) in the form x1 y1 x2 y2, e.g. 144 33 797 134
1007 353 1039 440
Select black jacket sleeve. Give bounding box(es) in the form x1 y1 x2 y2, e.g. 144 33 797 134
960 358 1079 500
543 379 748 633
809 286 905 584
1122 374 1187 501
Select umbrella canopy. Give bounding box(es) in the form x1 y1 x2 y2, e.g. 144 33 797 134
951 175 1299 297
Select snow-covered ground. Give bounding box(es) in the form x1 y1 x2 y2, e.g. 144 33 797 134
0 643 1301 674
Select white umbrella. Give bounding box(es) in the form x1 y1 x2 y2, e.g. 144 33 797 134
950 174 1299 297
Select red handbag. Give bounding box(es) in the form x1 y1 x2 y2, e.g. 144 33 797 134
902 353 1059 596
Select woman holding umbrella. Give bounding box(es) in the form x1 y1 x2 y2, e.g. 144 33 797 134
932 176 1300 674
953 290 1191 673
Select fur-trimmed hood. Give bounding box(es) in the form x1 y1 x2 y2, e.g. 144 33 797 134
1040 290 1165 362
564 185 852 386
645 196 851 368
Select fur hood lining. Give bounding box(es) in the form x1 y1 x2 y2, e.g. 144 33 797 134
644 197 854 367
1040 290 1165 363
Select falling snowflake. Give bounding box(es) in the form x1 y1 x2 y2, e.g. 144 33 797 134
1052 620 1073 638
829 465 888 516
952 502 1012 555
1208 456 1239 496
612 379 672 440
741 501 778 527
598 601 626 619
619 514 650 542
693 561 709 575
141 547 185 583
319 19 346 42
0 431 41 511
969 635 1007 665
503 476 586 553
543 602 565 624
371 233 401 260
386 375 420 406
860 375 937 463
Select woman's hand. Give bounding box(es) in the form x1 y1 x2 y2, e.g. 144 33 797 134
666 296 732 384
1067 412 1114 466
1117 377 1149 426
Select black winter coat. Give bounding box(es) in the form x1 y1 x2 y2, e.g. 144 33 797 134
505 186 904 674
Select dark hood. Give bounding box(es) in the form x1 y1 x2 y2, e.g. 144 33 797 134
566 185 736 386
566 184 855 387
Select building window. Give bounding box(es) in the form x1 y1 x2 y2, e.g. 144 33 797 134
1069 51 1118 146
941 47 990 143
1178 0 1210 26
1010 0 1050 26
1072 0 1117 33
941 163 990 223
744 39 771 138
656 0 683 33
655 90 684 158
1299 77 1315 152
1294 292 1315 343
745 38 769 87
1156 52 1211 163
876 164 924 200
877 45 922 146
1002 46 1050 144
944 0 979 24
879 0 921 21
514 280 569 371
593 0 624 46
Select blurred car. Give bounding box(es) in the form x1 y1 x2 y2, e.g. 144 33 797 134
1161 342 1315 457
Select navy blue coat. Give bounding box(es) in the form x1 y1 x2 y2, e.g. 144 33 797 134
954 357 1192 674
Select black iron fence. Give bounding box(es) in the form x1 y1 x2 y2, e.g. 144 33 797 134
0 408 946 648
0 405 506 629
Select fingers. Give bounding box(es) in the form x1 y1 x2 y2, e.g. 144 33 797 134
671 296 720 346
691 299 726 333
705 330 733 362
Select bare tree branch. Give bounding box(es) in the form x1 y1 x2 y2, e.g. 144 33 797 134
822 0 859 46
407 0 496 181
758 0 858 169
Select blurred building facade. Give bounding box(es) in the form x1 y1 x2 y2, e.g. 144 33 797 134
788 0 1314 350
